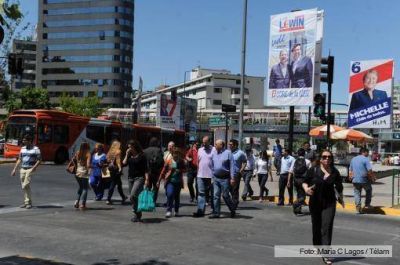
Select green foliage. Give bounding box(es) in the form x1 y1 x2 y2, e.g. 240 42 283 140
4 89 21 113
59 93 103 117
20 87 51 109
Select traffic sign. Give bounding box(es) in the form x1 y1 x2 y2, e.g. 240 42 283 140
222 104 236 113
209 116 229 127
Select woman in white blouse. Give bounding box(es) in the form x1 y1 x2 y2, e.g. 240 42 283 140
254 150 273 202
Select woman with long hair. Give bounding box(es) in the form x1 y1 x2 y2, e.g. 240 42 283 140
254 150 273 202
106 140 127 205
73 142 91 209
123 140 149 222
158 147 185 218
89 143 107 201
302 150 344 265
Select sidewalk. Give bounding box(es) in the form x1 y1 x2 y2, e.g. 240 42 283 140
237 172 400 217
0 157 16 164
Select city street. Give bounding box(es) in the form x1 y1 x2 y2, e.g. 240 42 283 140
0 164 399 265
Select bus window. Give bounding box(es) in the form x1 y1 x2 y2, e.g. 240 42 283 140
38 123 53 144
54 125 69 144
105 126 121 145
86 125 105 143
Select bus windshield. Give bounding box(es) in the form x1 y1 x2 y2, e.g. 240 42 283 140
6 117 37 146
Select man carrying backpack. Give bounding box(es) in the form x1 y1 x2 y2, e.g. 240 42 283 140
288 148 311 215
144 137 164 204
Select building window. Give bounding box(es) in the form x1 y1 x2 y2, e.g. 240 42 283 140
236 80 241 85
214 87 221 93
213 100 222 105
233 88 240 94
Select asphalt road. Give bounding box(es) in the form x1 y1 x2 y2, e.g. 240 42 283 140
0 164 399 265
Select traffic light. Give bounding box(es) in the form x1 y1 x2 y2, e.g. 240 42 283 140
320 56 334 84
313 93 326 120
8 53 17 75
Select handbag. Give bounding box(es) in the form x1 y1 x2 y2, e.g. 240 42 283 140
66 156 77 175
138 188 156 212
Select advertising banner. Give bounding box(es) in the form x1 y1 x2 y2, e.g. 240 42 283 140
180 98 197 134
348 59 393 128
156 93 180 130
266 9 319 106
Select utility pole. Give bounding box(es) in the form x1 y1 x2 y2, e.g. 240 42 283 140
238 0 248 150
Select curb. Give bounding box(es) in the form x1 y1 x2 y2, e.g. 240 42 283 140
0 159 16 165
250 195 400 217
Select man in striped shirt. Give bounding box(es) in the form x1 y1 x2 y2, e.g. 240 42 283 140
11 134 42 209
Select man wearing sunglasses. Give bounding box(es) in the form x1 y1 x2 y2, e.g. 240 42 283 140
349 148 375 214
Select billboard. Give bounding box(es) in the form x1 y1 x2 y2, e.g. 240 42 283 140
348 59 394 128
266 9 320 106
157 93 180 130
157 94 197 131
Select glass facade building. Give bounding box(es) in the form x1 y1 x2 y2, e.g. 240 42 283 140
37 0 134 107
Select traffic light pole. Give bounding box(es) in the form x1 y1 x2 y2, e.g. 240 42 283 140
326 82 332 149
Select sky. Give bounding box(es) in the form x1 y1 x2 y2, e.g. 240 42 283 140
19 0 400 107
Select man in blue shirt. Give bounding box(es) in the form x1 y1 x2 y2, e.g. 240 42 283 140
278 148 295 206
229 139 247 207
350 148 375 214
210 139 236 218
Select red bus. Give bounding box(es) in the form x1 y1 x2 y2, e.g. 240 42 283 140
4 110 185 163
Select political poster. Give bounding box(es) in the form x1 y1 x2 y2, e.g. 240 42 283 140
348 59 394 129
156 93 180 130
180 98 197 134
266 8 320 106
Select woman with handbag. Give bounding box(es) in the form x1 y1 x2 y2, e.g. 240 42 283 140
106 140 127 205
123 140 149 222
71 142 91 209
89 143 107 201
302 150 344 265
158 147 185 218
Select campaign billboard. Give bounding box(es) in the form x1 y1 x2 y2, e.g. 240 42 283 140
157 93 180 130
266 9 320 106
348 59 394 129
180 98 198 134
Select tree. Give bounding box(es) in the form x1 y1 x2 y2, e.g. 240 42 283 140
4 89 21 113
20 87 51 109
59 93 103 117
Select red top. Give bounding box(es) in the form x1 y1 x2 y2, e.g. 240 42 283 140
185 147 198 168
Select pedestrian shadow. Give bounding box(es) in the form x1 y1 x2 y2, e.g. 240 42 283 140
92 259 170 265
0 255 72 264
333 257 366 263
36 205 64 209
0 205 8 208
141 218 169 224
236 206 262 210
361 206 386 215
86 207 115 211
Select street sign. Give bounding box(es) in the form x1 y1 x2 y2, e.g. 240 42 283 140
209 116 229 127
222 104 236 113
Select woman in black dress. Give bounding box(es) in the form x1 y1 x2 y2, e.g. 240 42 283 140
302 150 344 265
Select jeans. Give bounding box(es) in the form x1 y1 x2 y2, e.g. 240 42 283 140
278 173 293 204
274 157 281 175
257 174 269 198
231 174 241 207
187 169 198 200
213 177 235 216
166 182 181 212
293 178 306 213
89 174 103 200
75 176 89 204
310 201 336 246
197 177 213 213
128 177 145 214
353 182 372 207
107 170 126 201
242 170 254 198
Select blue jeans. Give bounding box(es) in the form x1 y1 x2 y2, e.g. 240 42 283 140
75 177 89 203
353 182 372 207
213 177 235 216
166 182 181 212
242 170 254 197
197 178 213 213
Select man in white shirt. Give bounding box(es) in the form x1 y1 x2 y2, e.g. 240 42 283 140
278 148 295 206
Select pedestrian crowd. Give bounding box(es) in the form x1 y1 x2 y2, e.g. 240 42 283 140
11 135 377 265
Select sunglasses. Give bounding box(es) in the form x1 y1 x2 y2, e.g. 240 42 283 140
321 155 332 160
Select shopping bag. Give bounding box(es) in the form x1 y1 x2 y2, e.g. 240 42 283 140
138 188 156 212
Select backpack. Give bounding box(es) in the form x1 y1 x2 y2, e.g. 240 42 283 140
148 149 164 174
293 157 307 178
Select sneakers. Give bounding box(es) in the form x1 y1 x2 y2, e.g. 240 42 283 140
19 204 27 208
230 211 236 218
106 200 112 205
74 201 79 208
165 211 172 218
193 211 205 218
25 204 32 209
356 205 363 214
174 211 179 217
241 196 247 201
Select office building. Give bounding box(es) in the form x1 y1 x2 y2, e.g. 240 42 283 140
36 0 134 107
11 39 37 91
